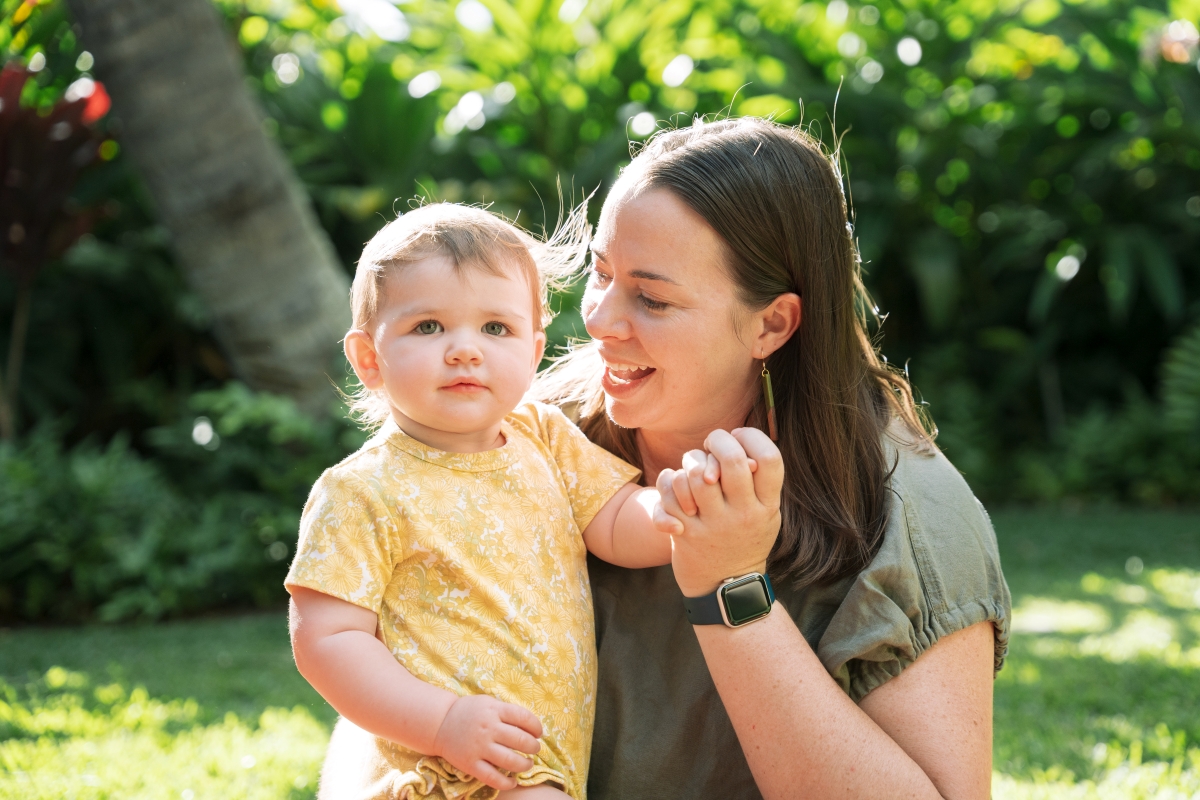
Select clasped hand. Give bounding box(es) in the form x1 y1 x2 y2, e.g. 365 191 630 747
652 428 784 597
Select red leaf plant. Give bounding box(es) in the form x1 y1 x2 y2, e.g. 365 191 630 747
0 63 108 439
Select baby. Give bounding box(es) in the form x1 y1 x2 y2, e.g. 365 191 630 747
286 203 671 800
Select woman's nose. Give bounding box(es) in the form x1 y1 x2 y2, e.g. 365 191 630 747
582 285 631 341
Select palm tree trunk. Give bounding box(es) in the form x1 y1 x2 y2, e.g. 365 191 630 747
64 0 351 413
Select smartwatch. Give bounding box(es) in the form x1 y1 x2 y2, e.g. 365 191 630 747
682 572 776 627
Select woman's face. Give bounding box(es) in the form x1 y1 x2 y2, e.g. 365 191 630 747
582 184 760 440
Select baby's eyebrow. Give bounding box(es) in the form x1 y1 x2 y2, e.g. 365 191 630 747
393 306 531 322
481 308 529 320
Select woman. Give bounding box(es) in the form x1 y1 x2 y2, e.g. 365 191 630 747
536 117 1010 799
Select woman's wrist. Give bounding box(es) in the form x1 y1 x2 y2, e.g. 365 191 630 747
673 559 769 598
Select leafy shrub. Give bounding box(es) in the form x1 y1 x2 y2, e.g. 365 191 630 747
1163 321 1200 432
1013 392 1200 504
1 424 184 620
13 0 1199 457
943 321 1200 504
0 384 359 623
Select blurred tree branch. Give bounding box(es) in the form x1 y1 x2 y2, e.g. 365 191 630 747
63 0 351 414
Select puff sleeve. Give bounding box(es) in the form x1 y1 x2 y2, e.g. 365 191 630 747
814 444 1012 702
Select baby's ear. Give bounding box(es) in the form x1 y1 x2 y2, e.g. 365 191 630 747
530 330 547 374
344 330 383 389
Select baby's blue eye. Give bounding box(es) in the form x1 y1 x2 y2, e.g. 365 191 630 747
416 320 442 334
483 322 507 336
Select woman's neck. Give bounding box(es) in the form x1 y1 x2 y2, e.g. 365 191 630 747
636 406 754 485
636 430 696 487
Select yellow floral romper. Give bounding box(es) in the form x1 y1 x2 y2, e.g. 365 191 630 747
286 401 640 800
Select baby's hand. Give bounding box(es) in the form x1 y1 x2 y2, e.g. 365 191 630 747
431 694 543 791
652 451 758 533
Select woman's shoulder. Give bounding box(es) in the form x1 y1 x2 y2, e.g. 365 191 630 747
807 430 1011 701
881 432 1006 598
886 430 995 547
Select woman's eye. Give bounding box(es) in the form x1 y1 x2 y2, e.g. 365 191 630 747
483 322 508 336
416 320 442 334
638 295 669 311
589 268 612 287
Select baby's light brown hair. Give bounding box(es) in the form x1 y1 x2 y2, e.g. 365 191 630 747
347 202 589 428
353 203 552 333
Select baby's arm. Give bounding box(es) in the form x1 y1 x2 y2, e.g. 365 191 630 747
288 585 543 791
582 483 674 568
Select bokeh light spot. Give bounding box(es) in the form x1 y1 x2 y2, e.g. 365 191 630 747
662 55 694 88
456 0 494 33
630 111 656 137
897 37 922 66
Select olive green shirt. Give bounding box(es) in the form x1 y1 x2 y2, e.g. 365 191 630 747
586 438 1011 799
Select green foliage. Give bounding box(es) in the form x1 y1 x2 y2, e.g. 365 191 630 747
2 0 1200 618
1013 392 1200 504
0 383 358 623
1162 320 1200 430
214 0 1200 477
7 0 1199 442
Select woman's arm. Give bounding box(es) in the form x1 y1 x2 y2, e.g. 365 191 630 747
656 430 994 800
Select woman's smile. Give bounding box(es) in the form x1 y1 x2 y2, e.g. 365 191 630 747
602 358 655 382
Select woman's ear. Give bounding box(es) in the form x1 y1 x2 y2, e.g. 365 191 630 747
755 292 802 357
344 329 383 390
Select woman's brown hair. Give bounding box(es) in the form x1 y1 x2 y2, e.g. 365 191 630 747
536 116 933 587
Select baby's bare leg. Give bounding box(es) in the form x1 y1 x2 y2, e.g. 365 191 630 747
497 784 570 799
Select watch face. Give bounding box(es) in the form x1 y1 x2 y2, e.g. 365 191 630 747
720 575 772 626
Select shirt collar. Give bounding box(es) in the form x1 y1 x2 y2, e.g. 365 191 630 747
377 417 517 473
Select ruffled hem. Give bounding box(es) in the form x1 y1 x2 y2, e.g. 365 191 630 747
358 756 568 800
845 598 1010 703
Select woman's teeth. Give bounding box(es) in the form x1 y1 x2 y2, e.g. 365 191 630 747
606 363 654 383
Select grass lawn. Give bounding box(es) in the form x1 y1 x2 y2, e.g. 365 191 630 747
2 508 1198 798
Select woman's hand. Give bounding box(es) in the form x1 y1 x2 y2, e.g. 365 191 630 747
654 428 784 597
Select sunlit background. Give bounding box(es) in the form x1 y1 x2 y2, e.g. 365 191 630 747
1 0 1199 796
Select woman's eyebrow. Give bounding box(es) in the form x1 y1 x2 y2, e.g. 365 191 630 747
629 269 679 285
589 248 678 285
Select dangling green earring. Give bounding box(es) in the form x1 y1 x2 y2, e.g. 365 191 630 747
761 358 778 441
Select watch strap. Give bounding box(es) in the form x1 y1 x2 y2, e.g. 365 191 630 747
682 572 777 626
681 590 725 625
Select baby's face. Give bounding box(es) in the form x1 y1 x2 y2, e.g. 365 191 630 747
365 255 545 448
